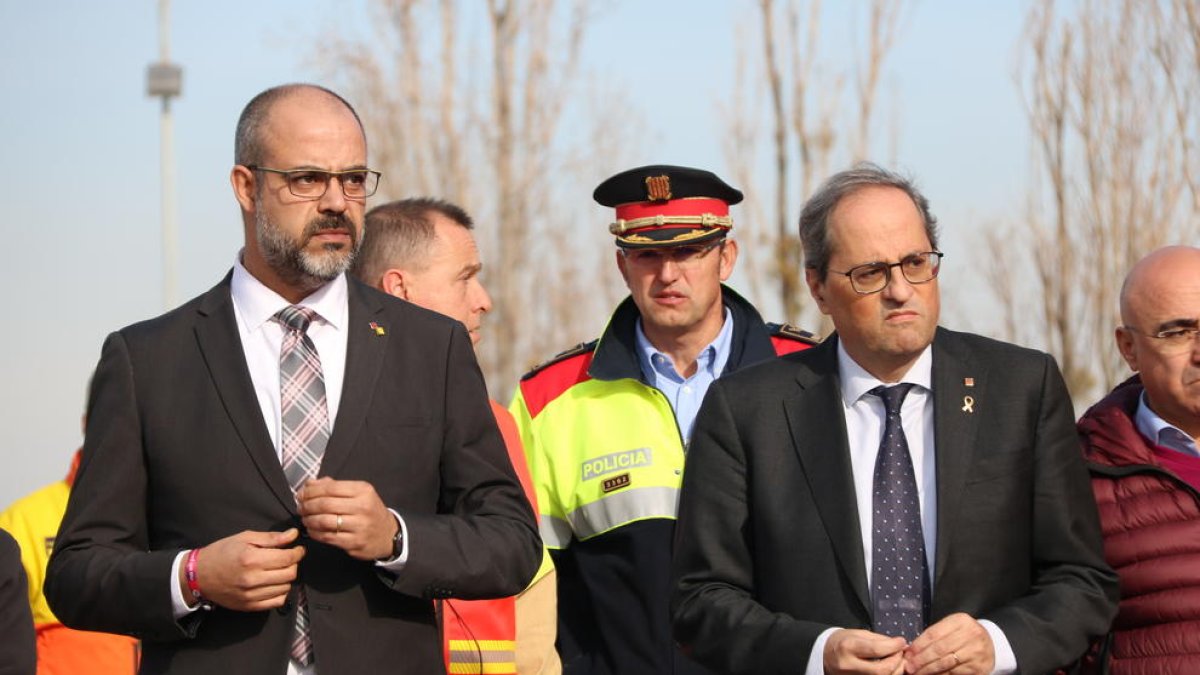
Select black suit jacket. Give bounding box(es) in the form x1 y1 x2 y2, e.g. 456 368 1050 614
46 274 541 674
671 328 1118 675
0 529 35 675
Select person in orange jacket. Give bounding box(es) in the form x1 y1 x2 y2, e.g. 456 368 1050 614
352 197 560 674
0 447 140 675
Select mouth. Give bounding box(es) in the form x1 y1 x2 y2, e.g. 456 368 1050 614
653 292 687 306
884 310 920 323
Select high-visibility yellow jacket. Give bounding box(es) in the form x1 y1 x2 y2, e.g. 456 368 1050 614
0 452 140 675
510 288 815 674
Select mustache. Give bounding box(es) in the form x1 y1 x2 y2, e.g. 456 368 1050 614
304 213 355 237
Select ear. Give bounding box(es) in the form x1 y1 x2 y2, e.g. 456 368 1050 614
805 267 832 316
231 165 257 213
380 268 410 300
718 239 738 281
615 249 631 287
1115 326 1140 372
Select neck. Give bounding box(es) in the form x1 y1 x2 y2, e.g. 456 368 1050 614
845 346 920 384
642 312 726 379
241 248 324 305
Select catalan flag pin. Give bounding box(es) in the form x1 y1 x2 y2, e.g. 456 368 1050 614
964 377 975 387
369 321 386 336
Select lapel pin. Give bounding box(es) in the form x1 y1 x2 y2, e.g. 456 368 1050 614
964 377 975 387
369 321 386 336
962 395 975 413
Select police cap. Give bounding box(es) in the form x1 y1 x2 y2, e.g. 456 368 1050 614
594 164 743 249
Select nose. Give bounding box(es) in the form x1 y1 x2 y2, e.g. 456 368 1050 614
656 257 683 283
474 279 493 314
317 177 349 214
881 266 915 303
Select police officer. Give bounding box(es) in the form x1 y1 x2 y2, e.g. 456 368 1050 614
511 165 817 674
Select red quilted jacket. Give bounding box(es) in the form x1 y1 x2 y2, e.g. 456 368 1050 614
1077 376 1200 675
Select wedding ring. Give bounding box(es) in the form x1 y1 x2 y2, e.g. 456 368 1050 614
335 514 343 533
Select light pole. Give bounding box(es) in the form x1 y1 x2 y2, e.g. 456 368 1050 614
146 0 182 309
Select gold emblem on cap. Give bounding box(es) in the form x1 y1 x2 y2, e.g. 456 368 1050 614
645 175 672 202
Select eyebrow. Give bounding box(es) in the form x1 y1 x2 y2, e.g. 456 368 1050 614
460 262 483 278
1153 317 1200 332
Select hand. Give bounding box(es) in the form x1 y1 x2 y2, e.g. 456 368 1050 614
824 628 907 675
178 528 305 612
903 613 994 674
298 477 398 561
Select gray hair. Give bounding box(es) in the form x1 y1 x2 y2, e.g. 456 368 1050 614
799 162 938 277
234 83 364 167
352 198 475 287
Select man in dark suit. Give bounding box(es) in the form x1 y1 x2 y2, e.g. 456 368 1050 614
0 528 36 675
671 163 1118 675
45 83 540 674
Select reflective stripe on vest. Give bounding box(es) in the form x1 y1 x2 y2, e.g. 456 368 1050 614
568 485 679 541
540 513 573 549
447 639 516 674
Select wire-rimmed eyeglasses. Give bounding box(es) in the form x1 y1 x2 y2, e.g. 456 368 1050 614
829 251 944 295
1122 323 1200 355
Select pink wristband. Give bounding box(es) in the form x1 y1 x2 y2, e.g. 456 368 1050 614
185 548 203 601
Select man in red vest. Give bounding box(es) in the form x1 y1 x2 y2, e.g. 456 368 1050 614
352 197 559 674
1078 245 1200 674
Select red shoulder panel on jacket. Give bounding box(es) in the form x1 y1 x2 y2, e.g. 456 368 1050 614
519 340 597 418
768 322 819 355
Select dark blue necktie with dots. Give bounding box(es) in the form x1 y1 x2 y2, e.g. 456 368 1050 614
869 383 930 641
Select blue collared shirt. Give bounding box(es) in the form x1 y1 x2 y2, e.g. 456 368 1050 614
634 309 734 445
1135 390 1200 457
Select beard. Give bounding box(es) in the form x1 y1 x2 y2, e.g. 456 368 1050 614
255 202 360 292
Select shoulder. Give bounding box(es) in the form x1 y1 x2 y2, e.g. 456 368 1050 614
516 340 598 417
936 327 1054 366
765 322 820 355
521 340 598 382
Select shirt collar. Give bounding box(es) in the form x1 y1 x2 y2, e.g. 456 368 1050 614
837 339 933 407
230 252 347 332
634 308 734 382
1135 390 1200 457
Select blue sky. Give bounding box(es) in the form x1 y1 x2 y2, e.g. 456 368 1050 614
0 1 1029 506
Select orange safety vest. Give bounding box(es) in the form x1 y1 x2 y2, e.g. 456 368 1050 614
0 451 140 675
442 402 539 674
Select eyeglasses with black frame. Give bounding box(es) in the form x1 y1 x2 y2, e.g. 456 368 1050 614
1122 322 1200 355
830 251 944 295
620 241 724 269
247 166 382 200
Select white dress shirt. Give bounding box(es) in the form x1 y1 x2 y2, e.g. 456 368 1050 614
804 342 1016 675
168 258 408 675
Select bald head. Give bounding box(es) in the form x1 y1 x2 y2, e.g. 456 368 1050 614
234 83 364 167
1115 245 1200 439
1120 246 1200 328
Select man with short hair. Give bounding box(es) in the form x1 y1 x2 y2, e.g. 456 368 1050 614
45 83 540 674
512 165 816 674
671 163 1118 675
353 197 561 675
1077 245 1200 674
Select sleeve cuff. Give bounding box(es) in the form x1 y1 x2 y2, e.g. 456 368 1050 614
978 619 1017 675
374 509 409 572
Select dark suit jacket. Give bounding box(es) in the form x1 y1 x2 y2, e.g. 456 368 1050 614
46 273 541 674
0 529 35 675
671 328 1118 675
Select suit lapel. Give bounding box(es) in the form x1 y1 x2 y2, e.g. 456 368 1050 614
319 280 387 478
783 337 871 615
930 329 984 590
193 274 296 512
